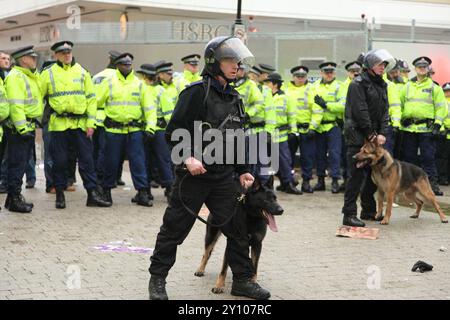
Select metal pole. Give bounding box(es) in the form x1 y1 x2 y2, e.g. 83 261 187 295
236 0 242 24
411 19 416 42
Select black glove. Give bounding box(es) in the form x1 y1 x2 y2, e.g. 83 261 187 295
305 129 315 139
314 95 327 109
20 131 35 141
431 124 441 139
411 260 433 273
143 131 155 144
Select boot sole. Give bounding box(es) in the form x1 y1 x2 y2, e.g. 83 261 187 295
230 289 271 300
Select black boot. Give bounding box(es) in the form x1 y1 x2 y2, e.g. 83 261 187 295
284 182 302 195
231 280 271 300
132 188 154 203
86 189 112 207
301 179 314 193
55 189 66 209
5 194 33 210
331 178 340 194
343 215 366 227
360 212 384 221
116 178 125 186
430 177 443 196
102 188 112 204
276 184 286 192
148 276 168 300
8 194 32 213
313 177 326 191
135 189 153 207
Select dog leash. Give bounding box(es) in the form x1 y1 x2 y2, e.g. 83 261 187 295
178 171 247 228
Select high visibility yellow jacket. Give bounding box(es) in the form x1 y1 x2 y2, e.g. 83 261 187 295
271 90 297 143
385 79 402 128
285 81 323 133
174 70 202 92
162 81 180 107
310 79 345 133
93 67 117 127
400 77 447 133
261 85 277 134
445 96 450 140
0 78 10 141
40 61 97 131
96 70 157 134
148 83 175 131
234 77 267 134
5 66 43 134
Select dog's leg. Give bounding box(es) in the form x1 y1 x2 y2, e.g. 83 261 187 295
418 180 448 223
375 190 384 220
195 226 222 277
381 190 395 225
250 242 262 282
406 191 422 219
212 253 228 294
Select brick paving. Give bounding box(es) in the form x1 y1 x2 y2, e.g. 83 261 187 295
1 166 450 300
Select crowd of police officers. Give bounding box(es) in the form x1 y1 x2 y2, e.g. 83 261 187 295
0 40 450 215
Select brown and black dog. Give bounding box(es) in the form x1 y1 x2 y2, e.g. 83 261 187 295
353 140 448 225
194 177 283 294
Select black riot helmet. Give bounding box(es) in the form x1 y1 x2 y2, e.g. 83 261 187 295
202 36 255 82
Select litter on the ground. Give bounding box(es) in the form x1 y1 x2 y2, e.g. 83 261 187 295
411 260 433 273
336 226 379 240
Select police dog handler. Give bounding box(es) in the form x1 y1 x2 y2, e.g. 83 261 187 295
148 36 271 300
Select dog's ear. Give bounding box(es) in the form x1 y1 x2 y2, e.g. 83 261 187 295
267 175 274 189
252 176 261 191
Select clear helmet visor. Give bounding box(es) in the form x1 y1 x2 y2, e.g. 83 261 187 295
214 37 255 68
365 49 396 72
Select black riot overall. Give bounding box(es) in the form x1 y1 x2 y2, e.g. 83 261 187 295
149 79 255 281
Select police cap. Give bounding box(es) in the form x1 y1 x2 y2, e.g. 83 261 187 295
11 45 37 60
51 41 74 53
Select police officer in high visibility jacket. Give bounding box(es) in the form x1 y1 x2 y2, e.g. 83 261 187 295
155 61 179 106
285 66 322 193
136 63 175 201
312 62 345 194
96 53 157 207
234 65 268 182
92 50 121 184
174 54 202 92
40 40 111 209
436 82 450 185
3 46 42 213
264 72 302 194
400 56 447 196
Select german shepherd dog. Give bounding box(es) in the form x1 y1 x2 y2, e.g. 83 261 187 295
353 140 448 225
194 176 284 293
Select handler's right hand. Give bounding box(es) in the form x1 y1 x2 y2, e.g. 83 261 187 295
185 157 207 176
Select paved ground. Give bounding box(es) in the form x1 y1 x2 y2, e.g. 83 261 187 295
1 164 450 300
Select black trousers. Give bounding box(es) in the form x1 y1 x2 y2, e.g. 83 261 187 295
7 131 35 195
436 138 450 183
341 146 377 216
149 167 254 281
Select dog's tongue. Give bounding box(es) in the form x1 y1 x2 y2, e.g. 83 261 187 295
356 161 365 168
264 210 278 232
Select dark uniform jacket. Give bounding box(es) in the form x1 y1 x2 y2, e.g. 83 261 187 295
344 70 390 147
166 75 249 176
